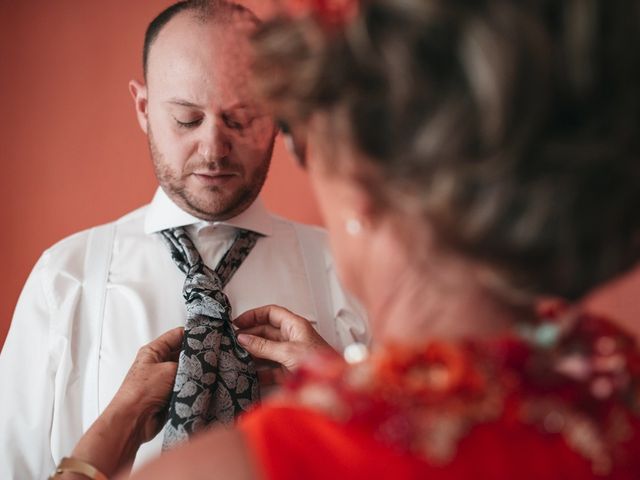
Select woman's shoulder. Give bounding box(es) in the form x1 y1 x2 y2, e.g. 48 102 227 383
241 309 640 479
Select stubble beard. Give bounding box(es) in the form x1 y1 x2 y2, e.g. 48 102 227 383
148 127 274 221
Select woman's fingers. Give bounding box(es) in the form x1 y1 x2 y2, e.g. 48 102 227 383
237 333 299 368
153 326 184 354
235 305 319 345
235 305 335 372
235 324 282 342
234 305 305 329
164 348 181 364
138 327 184 363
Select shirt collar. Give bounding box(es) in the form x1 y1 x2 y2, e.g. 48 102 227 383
144 187 273 237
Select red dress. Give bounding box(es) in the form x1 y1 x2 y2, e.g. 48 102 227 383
239 309 640 479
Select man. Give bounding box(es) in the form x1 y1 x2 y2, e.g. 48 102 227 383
0 1 367 478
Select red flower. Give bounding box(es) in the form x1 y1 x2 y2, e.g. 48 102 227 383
376 342 487 401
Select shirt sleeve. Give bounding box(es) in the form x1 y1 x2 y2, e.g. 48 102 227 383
294 223 370 352
0 252 57 478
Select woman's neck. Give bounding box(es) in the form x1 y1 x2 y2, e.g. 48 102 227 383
365 257 527 347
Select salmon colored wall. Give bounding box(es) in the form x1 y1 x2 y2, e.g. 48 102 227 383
0 1 637 350
0 1 320 349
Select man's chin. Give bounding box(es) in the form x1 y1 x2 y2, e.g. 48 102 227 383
178 191 255 221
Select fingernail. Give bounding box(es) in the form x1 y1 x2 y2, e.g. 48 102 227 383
237 334 250 345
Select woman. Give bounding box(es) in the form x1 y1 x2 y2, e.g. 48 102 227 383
54 0 640 478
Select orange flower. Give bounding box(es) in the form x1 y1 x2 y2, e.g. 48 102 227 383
376 342 487 400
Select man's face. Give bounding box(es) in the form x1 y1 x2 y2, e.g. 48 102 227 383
132 13 276 220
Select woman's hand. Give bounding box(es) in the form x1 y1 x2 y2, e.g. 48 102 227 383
108 326 183 442
234 305 337 377
67 327 183 478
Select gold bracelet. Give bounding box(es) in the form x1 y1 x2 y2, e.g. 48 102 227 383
49 457 108 480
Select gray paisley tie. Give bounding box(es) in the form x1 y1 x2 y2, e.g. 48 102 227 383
159 226 261 450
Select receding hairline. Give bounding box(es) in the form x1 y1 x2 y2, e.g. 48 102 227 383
143 0 260 79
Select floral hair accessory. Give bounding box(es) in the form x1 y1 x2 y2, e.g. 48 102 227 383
283 0 359 27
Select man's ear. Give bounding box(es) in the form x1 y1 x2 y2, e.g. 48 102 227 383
129 79 149 134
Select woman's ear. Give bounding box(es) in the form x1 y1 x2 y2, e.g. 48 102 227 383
129 79 149 134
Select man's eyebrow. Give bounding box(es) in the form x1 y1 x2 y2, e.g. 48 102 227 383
166 98 204 108
164 99 253 111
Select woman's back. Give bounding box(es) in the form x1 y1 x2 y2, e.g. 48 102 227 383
241 309 640 479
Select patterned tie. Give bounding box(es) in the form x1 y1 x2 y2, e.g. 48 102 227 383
159 226 261 450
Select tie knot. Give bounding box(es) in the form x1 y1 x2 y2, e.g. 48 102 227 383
185 267 222 289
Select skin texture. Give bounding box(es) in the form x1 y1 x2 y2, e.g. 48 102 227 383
129 11 277 221
235 304 337 372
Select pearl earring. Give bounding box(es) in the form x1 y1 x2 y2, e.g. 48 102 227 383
345 218 362 236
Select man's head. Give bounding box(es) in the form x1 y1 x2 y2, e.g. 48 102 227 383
130 1 277 221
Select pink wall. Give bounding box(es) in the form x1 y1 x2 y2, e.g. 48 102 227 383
1 1 637 349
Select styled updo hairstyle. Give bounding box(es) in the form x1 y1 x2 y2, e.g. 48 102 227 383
253 0 640 303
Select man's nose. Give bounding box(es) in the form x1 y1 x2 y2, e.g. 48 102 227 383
198 120 231 159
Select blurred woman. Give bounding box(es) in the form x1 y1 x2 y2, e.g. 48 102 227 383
56 0 640 478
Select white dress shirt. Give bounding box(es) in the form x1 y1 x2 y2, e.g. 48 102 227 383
0 188 368 479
